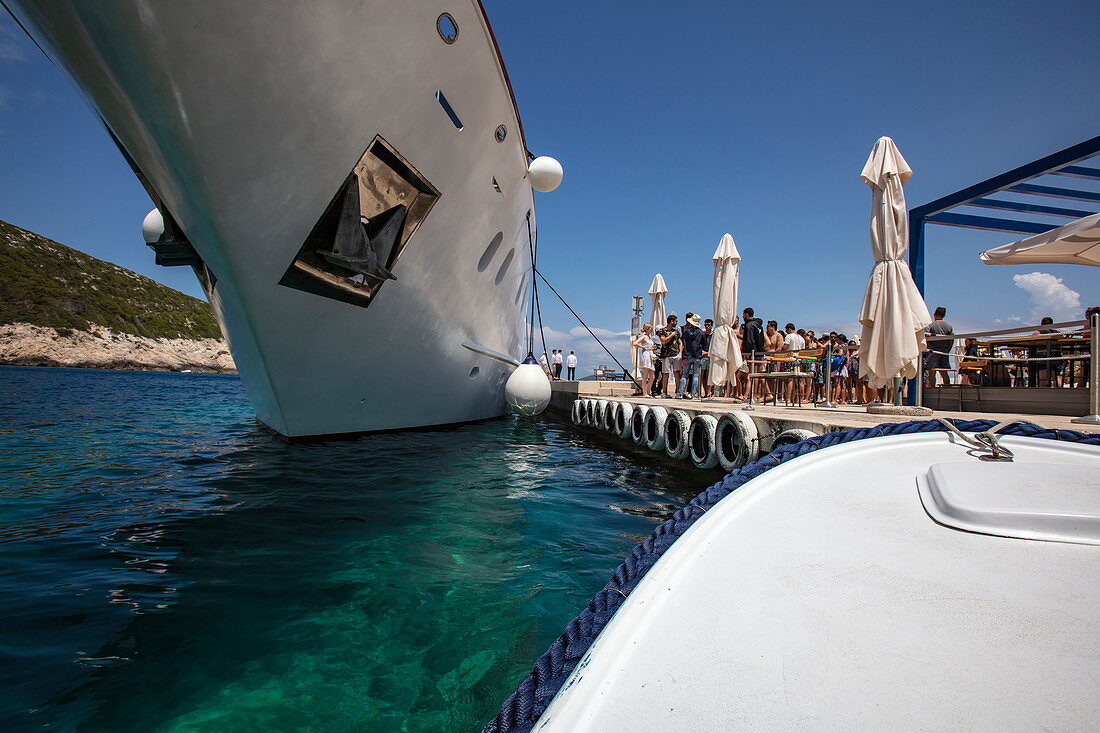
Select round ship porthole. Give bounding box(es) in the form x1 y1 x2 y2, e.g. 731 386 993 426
495 125 507 143
437 13 458 43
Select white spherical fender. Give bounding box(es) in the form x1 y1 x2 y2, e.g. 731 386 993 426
141 208 165 243
505 363 551 416
643 406 669 452
615 402 635 438
571 399 584 425
772 428 817 451
602 401 618 431
630 404 651 445
593 400 608 429
716 411 759 472
528 156 564 193
688 414 720 469
664 410 692 460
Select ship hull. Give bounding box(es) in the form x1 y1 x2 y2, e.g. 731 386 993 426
9 0 534 437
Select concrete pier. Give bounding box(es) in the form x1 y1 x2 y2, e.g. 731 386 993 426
550 380 1098 452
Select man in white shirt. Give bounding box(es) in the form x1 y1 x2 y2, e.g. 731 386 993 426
539 352 550 377
783 323 806 351
551 349 563 379
565 350 578 380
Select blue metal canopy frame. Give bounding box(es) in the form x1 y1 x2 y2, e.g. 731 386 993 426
909 134 1100 294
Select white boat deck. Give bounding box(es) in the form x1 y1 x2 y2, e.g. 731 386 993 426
537 432 1100 731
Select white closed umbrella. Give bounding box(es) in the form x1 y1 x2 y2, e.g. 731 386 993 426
857 137 931 390
648 273 668 328
980 212 1100 267
708 234 743 389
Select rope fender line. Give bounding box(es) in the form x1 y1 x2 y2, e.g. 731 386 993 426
524 212 549 364
483 418 1100 733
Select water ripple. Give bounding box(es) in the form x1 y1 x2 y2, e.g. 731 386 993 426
0 366 712 731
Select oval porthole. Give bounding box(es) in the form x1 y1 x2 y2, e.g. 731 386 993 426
495 125 507 143
437 13 458 44
494 248 515 286
478 231 504 272
515 273 528 304
468 366 480 379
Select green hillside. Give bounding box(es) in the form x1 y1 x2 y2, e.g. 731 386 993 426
0 219 222 340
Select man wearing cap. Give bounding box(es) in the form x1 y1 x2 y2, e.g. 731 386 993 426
678 313 705 399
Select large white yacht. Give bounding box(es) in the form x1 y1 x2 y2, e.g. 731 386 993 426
7 1 542 438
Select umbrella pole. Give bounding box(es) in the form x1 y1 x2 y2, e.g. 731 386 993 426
1072 312 1100 425
893 376 903 406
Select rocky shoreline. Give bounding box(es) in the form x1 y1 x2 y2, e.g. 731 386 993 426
0 322 236 374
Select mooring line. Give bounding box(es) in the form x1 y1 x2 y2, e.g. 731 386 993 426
533 267 642 392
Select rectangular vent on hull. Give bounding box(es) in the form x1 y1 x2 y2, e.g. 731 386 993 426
436 90 463 130
279 136 441 308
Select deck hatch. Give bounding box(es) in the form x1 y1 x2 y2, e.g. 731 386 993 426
279 135 440 308
918 460 1100 545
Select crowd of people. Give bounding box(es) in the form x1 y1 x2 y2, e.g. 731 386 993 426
539 302 1097 402
629 307 884 404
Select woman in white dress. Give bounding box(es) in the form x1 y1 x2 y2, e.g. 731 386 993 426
632 322 657 397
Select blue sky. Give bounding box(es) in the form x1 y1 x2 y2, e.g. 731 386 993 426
2 1 1099 372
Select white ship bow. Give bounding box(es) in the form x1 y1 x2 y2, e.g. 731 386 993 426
7 0 536 437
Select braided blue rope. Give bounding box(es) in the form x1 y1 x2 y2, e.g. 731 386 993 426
483 418 1100 733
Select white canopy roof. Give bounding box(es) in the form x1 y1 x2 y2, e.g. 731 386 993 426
981 212 1100 267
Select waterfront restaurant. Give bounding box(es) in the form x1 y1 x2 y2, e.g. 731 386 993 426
907 135 1100 417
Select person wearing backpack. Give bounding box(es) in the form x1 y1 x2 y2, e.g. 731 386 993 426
830 341 849 404
738 308 765 400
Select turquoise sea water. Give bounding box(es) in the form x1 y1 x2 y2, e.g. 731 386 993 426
0 366 710 731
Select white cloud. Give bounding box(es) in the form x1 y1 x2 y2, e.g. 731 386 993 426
1012 272 1081 322
993 315 1022 325
568 326 630 339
